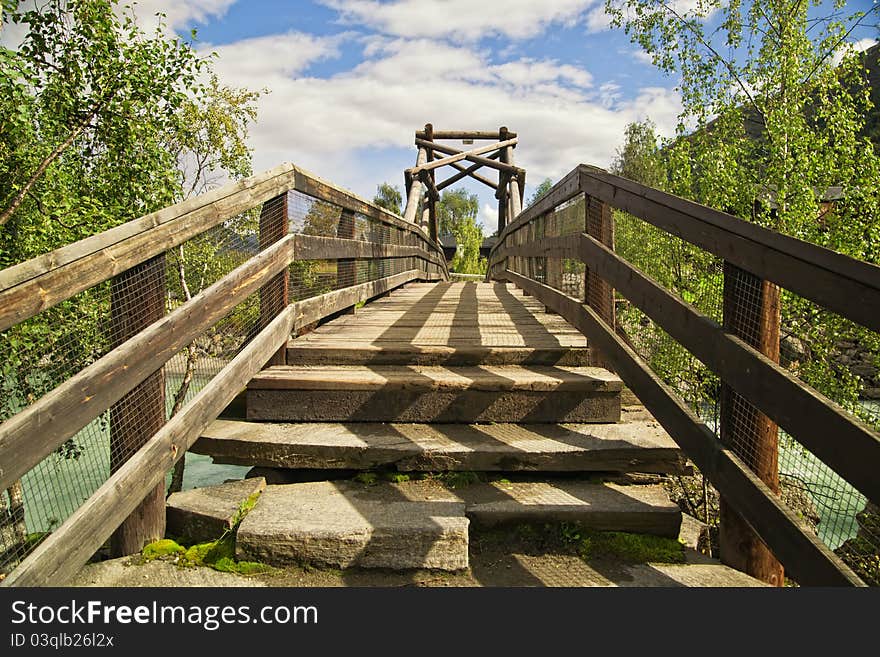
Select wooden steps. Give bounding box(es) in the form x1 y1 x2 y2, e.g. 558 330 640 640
178 282 707 581
246 365 623 423
194 418 689 474
234 479 682 570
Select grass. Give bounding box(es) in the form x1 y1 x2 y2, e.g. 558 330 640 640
558 523 686 564
141 487 273 576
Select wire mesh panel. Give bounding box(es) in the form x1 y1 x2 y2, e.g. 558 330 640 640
488 176 879 585
0 203 271 572
610 209 879 585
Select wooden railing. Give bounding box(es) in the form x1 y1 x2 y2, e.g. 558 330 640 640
487 164 880 587
0 163 447 586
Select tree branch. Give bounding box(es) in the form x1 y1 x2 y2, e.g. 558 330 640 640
0 105 99 227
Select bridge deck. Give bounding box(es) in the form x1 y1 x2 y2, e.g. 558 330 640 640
290 281 590 356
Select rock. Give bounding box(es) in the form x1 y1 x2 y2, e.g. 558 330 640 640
166 478 266 543
236 481 469 571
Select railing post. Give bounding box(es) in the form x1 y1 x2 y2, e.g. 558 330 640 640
109 255 166 556
259 193 290 365
336 207 357 305
719 261 785 586
584 195 615 365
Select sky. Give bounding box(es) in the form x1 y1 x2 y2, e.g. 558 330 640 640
19 1 880 234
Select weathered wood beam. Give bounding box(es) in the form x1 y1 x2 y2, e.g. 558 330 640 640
576 165 880 334
497 268 863 587
415 130 515 140
445 161 498 190
2 304 298 587
436 152 500 191
413 138 524 176
0 162 445 333
403 147 428 224
408 138 517 175
293 235 443 265
501 127 522 218
0 235 295 493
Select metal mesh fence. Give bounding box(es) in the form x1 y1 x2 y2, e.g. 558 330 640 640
498 197 879 585
615 208 877 584
0 186 441 578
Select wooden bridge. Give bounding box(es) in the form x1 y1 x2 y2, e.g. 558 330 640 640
0 127 878 587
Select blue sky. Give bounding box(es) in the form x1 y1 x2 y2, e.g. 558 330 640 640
126 0 878 234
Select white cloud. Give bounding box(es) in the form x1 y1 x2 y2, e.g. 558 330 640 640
831 38 878 66
205 31 349 81
480 204 498 236
585 6 612 33
206 33 681 203
323 0 601 41
124 0 237 32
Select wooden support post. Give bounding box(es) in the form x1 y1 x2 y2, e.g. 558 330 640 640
424 124 439 242
335 208 357 312
259 193 290 365
584 195 615 366
496 173 508 234
403 147 428 224
500 127 522 218
109 255 166 556
719 261 784 586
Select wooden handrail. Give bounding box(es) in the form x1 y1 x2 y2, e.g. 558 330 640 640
502 270 863 587
0 235 296 492
0 163 447 332
486 164 880 587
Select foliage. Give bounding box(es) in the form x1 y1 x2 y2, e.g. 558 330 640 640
0 1 263 460
610 120 665 189
526 177 553 207
437 188 486 274
606 0 880 413
373 182 402 215
568 527 686 564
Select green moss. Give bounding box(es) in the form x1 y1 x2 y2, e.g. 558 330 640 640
556 522 685 564
230 490 262 526
353 472 378 485
212 557 273 575
382 472 410 483
574 530 685 564
438 471 481 488
142 539 185 561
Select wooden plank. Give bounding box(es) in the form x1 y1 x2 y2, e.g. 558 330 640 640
493 167 582 244
408 138 517 175
415 139 525 176
415 130 514 140
447 160 498 190
292 235 438 263
578 165 880 334
575 232 880 504
292 270 422 330
496 235 578 259
436 153 500 191
403 147 428 224
498 268 863 586
0 236 295 492
1 305 297 587
0 164 298 332
108 254 166 556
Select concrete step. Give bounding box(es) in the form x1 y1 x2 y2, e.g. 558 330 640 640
286 342 593 366
461 480 681 537
234 479 681 571
245 365 622 423
193 418 689 474
235 481 470 571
